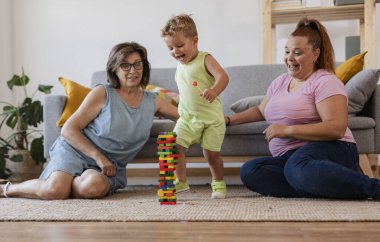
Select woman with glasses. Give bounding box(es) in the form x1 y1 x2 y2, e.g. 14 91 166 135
0 42 179 200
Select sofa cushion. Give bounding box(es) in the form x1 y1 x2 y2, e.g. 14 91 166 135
348 116 376 129
56 77 91 126
222 64 286 115
230 95 264 113
345 69 380 116
335 51 367 84
226 121 268 135
150 119 176 135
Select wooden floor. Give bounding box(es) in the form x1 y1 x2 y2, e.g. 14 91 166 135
3 172 380 242
1 221 380 242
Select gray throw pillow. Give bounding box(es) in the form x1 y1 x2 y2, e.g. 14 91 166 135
230 95 264 113
345 69 380 116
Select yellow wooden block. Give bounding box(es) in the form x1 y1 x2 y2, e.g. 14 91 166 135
157 190 175 197
160 196 176 200
159 157 174 161
158 135 176 139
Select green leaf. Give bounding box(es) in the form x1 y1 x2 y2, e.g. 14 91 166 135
38 85 53 94
0 145 11 179
0 146 9 159
0 168 12 179
20 74 29 86
2 105 17 118
9 153 23 162
0 146 11 179
23 100 43 127
6 75 20 90
31 137 45 165
5 112 18 129
7 74 29 89
2 69 53 168
21 97 32 106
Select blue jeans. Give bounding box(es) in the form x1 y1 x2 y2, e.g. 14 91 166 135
240 141 380 200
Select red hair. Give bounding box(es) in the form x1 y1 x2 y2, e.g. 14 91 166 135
291 17 335 74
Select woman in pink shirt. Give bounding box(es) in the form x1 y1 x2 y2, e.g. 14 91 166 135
226 17 380 200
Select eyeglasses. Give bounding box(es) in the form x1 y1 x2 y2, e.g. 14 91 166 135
120 61 143 71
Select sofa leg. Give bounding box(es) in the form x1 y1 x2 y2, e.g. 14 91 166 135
359 154 375 178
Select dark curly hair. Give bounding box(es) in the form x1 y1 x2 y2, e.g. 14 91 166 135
106 42 151 88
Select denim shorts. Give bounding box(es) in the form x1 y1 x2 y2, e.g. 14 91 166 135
40 136 126 195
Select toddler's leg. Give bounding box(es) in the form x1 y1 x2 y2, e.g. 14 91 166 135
203 149 226 199
203 149 224 180
174 145 190 193
176 145 187 182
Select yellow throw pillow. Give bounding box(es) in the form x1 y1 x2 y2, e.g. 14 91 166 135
335 51 367 84
56 77 91 127
146 84 179 106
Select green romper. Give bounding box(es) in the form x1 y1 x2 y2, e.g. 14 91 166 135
174 51 226 152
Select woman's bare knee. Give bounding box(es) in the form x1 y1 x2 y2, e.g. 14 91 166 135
72 170 109 199
74 179 109 198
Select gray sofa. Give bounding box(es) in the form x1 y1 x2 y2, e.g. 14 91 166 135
44 64 380 172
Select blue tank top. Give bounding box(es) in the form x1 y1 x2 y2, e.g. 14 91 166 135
83 84 156 165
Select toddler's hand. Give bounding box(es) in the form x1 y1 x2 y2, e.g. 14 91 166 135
201 88 217 103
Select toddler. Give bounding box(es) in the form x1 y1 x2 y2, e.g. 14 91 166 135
161 14 229 199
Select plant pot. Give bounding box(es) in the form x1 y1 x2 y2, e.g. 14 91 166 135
6 150 43 182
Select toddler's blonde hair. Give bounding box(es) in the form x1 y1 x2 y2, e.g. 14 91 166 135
161 14 198 38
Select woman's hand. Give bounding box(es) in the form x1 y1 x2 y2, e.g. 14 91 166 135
95 156 117 177
263 124 290 141
224 116 231 126
263 95 348 142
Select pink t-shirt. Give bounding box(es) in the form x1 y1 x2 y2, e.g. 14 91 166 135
264 69 356 157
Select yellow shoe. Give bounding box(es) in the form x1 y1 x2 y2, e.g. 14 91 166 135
211 180 227 199
174 179 190 193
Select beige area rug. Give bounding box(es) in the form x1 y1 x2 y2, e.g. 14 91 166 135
1 185 380 222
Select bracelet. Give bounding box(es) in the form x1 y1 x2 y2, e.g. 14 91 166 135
226 116 231 126
3 181 11 198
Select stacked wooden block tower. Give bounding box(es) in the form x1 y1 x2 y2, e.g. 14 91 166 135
157 132 179 205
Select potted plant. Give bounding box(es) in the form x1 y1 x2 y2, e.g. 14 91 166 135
0 68 53 181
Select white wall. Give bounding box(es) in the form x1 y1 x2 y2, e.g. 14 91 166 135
1 0 379 100
0 0 12 101
276 20 361 63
